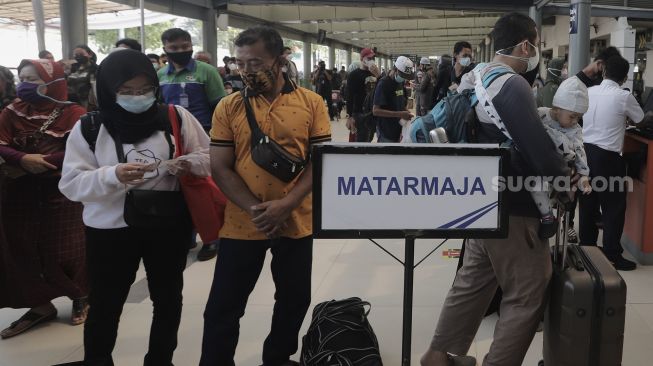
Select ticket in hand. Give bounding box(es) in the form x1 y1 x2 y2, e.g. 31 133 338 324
138 161 161 172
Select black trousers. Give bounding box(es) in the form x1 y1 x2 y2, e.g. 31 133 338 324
579 143 627 259
83 224 191 366
354 113 375 142
200 236 313 366
321 93 335 119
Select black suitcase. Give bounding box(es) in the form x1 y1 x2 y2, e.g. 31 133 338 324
542 203 627 366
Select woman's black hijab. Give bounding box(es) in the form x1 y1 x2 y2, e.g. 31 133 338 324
96 49 166 143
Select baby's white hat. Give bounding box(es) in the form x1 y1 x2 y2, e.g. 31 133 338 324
552 76 589 114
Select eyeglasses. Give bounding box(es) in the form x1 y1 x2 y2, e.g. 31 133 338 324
117 86 156 96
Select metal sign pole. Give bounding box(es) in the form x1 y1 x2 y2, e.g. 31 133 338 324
140 0 146 52
401 235 416 366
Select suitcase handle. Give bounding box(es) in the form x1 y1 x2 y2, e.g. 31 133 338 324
552 201 570 271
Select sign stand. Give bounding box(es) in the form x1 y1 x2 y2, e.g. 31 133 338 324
312 143 509 365
401 236 415 366
370 235 451 366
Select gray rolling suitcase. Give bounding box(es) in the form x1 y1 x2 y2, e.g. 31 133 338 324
542 202 627 366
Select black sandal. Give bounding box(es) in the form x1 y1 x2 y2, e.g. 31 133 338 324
0 306 57 339
71 297 89 326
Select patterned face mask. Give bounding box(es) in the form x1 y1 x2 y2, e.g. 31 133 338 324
240 61 278 94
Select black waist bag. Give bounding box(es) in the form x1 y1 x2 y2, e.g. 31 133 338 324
300 297 383 366
241 90 307 182
124 189 191 229
108 119 191 229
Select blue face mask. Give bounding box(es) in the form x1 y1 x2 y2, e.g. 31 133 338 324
395 74 405 83
116 92 156 114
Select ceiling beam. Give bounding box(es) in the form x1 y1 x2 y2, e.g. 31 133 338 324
543 3 653 19
330 26 493 35
331 31 492 41
221 2 505 55
215 0 532 13
109 0 211 20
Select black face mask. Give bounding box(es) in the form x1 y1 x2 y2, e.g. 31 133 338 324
75 55 89 65
593 75 604 86
520 67 539 87
166 50 193 66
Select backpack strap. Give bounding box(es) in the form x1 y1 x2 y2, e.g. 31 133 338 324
473 66 514 140
80 111 102 153
469 67 513 108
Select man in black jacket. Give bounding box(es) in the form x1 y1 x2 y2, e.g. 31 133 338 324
345 48 380 142
432 54 452 105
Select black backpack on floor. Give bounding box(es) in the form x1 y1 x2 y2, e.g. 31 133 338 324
300 297 382 366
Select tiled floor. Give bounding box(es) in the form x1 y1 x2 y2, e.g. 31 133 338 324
2 119 653 366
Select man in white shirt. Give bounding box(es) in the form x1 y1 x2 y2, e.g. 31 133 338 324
581 55 653 271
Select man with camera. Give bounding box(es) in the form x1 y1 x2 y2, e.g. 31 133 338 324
313 60 335 120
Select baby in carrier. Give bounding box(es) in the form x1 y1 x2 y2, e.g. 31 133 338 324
532 76 592 238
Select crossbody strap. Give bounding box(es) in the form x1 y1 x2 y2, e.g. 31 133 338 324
240 89 266 145
168 104 183 158
473 67 513 140
113 132 126 163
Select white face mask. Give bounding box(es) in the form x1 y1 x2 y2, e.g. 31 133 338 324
281 66 288 73
496 41 540 72
364 59 375 68
228 63 237 71
547 68 561 78
116 92 156 114
459 57 471 67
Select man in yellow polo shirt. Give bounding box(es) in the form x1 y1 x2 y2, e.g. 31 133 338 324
201 26 331 366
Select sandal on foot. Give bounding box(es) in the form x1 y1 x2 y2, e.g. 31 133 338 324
71 297 89 326
0 305 57 339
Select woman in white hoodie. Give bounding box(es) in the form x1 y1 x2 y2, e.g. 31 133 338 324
59 49 209 366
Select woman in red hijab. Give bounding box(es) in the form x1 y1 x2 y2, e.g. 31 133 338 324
0 59 88 339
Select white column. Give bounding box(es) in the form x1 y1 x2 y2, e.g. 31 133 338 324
328 43 336 69
303 35 312 87
611 19 636 91
346 47 352 67
59 0 87 58
644 50 653 90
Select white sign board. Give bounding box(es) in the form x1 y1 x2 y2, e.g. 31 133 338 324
313 143 508 238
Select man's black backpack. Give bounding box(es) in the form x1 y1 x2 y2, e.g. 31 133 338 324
300 297 382 366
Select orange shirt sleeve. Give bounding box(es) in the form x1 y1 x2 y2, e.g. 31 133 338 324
210 98 234 146
309 94 332 144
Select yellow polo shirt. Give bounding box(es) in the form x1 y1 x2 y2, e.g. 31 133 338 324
210 79 331 240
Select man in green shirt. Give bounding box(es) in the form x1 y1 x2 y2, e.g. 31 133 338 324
537 57 566 108
158 28 226 261
158 28 225 133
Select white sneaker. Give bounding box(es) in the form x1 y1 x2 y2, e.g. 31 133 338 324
568 227 578 243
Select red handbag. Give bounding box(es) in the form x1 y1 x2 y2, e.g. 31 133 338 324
168 105 227 243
